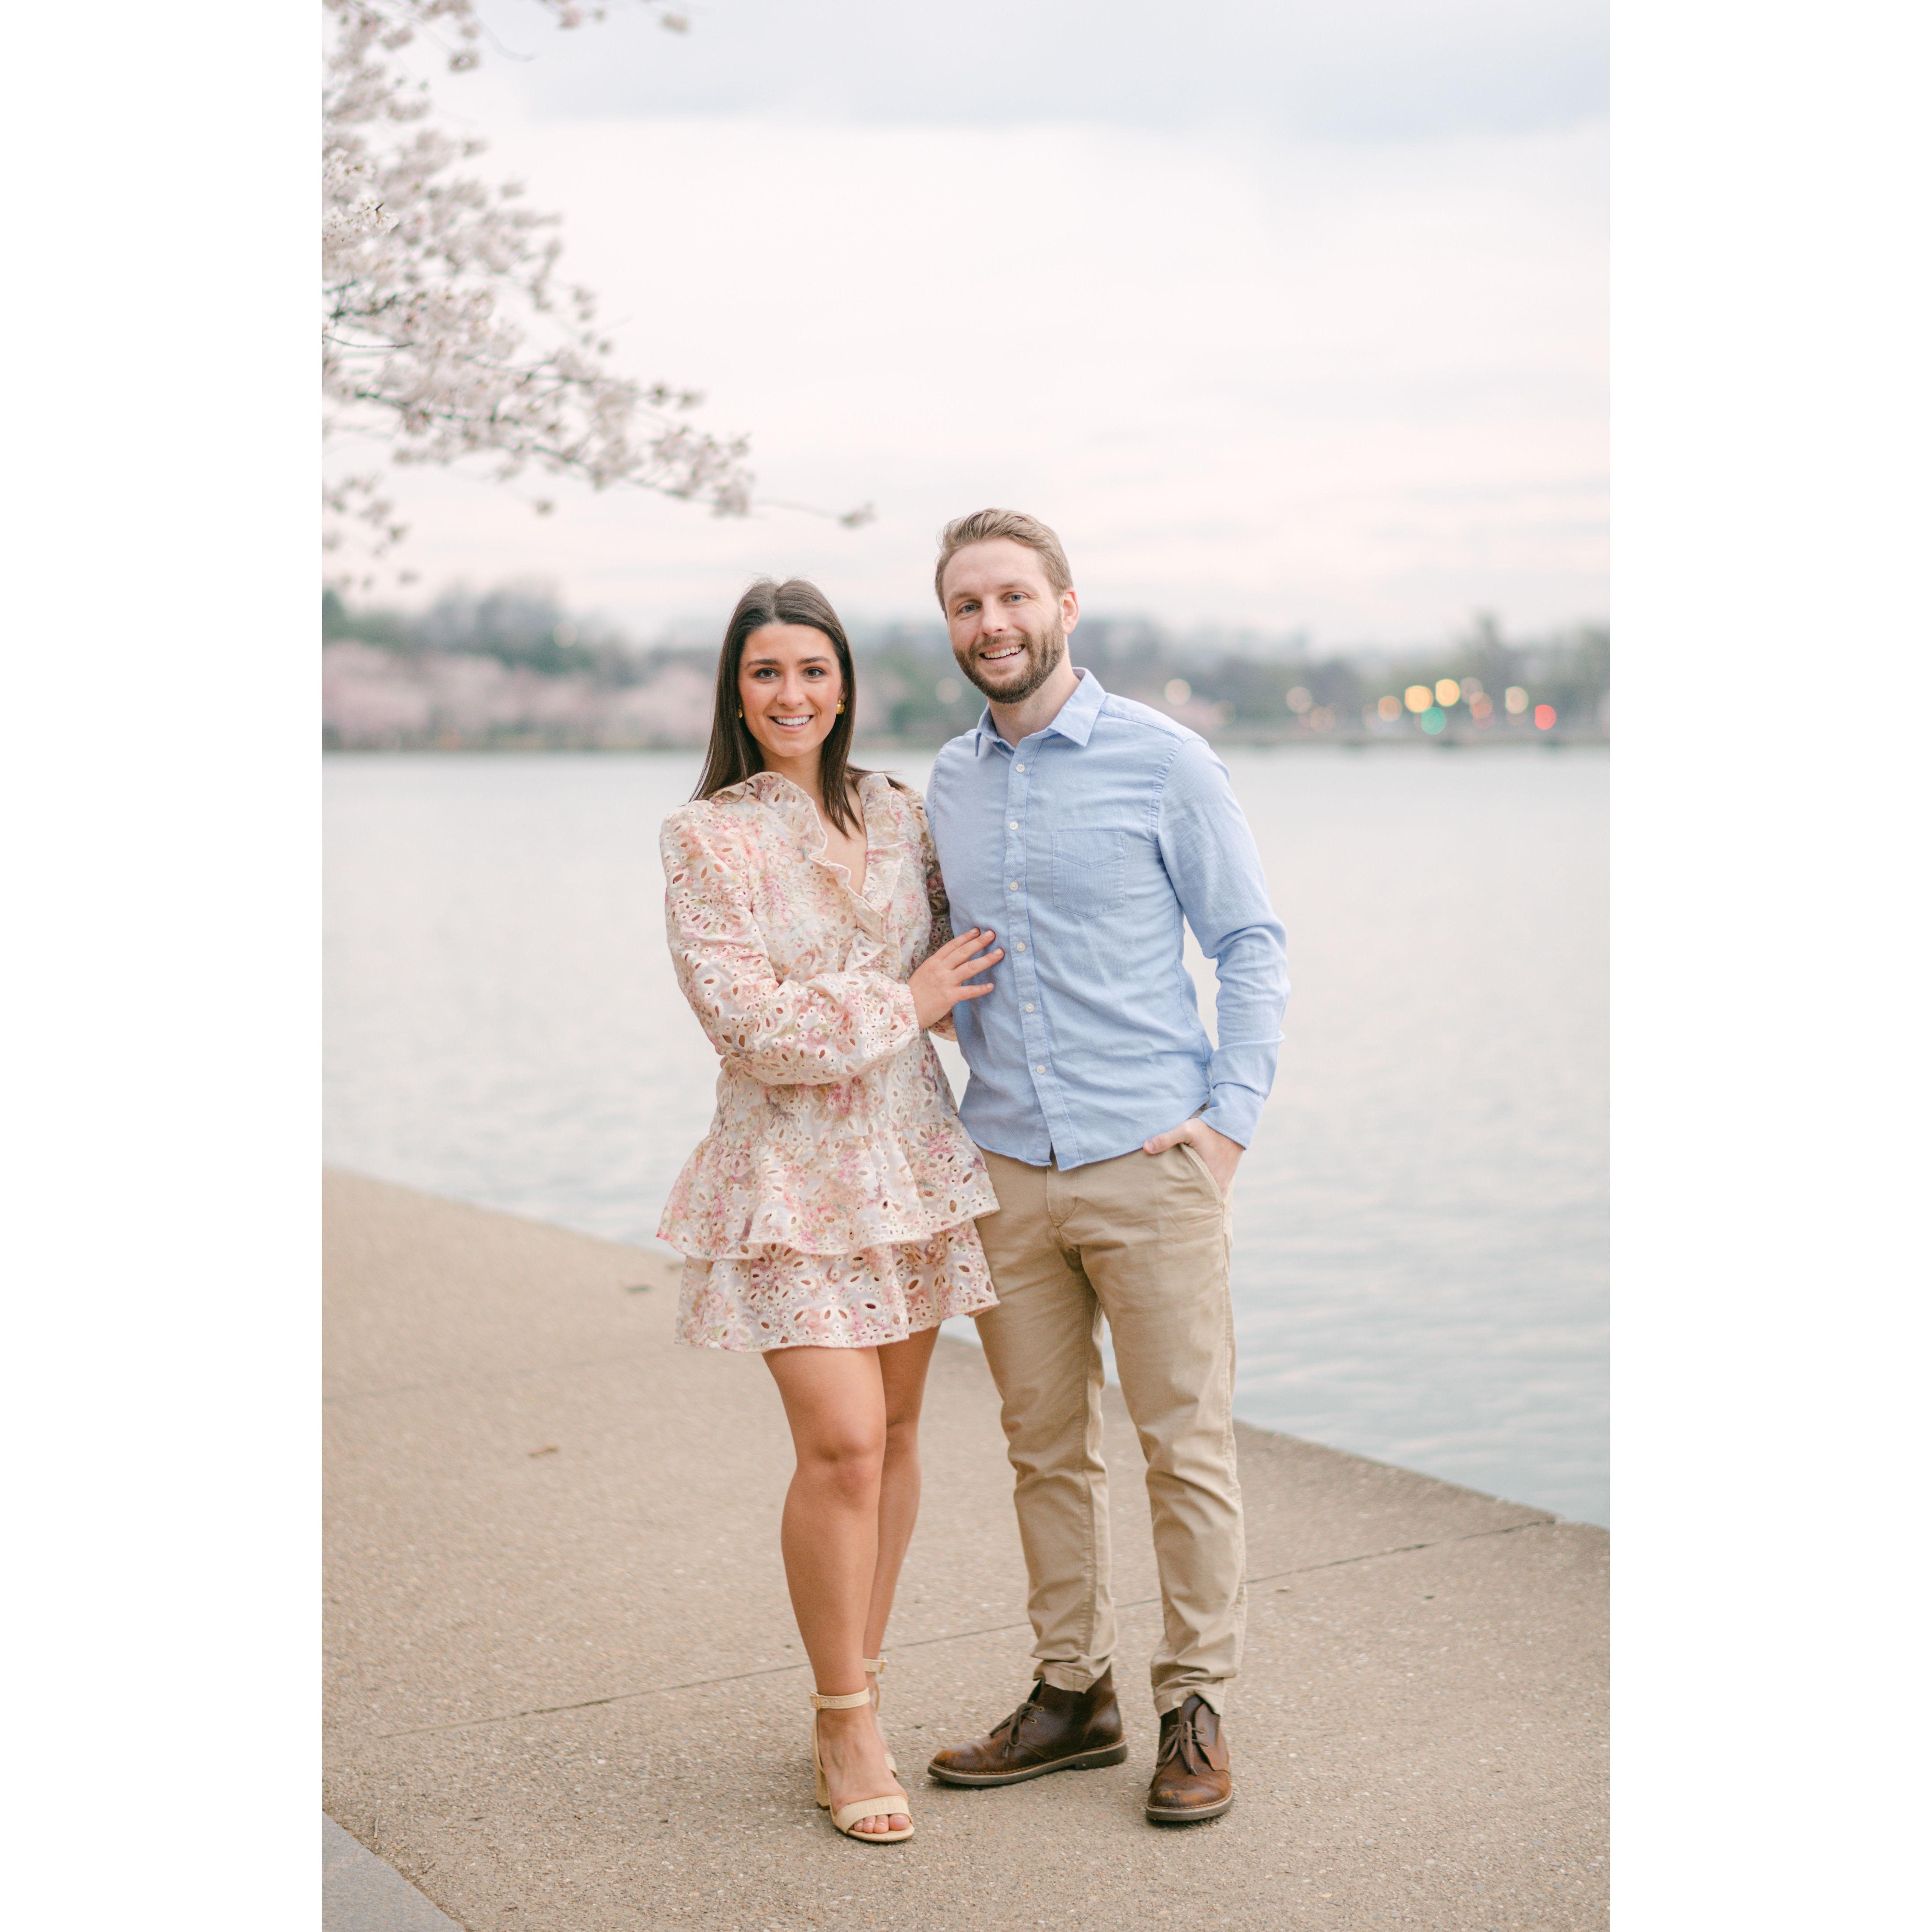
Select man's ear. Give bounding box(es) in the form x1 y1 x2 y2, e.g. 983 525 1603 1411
1061 588 1080 636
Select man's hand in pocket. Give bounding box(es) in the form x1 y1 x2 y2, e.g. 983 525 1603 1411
1142 1117 1243 1198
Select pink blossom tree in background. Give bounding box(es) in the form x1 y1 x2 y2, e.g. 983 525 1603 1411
323 1 865 589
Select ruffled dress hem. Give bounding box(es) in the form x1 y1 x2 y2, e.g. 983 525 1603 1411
675 1221 997 1354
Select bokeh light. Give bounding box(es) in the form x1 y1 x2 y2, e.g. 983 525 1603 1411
1534 703 1556 731
1505 686 1529 714
1165 678 1191 704
1377 694 1402 722
1469 693 1494 721
1435 678 1460 707
1286 685 1313 713
1404 685 1433 713
1419 706 1446 734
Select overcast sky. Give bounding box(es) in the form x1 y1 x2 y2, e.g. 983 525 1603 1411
361 0 1607 645
492 0 1606 138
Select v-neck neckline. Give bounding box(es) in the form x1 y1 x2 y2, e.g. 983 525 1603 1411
818 821 868 900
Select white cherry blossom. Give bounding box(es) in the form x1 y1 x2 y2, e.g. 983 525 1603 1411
323 2 849 588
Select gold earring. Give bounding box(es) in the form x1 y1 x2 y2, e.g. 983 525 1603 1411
738 708 744 719
837 702 846 714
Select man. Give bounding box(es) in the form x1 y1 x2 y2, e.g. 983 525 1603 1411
922 508 1289 1825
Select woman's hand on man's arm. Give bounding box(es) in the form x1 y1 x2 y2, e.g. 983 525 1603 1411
910 927 1002 1030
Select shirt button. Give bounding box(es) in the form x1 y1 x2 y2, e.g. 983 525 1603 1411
1007 881 1018 890
1015 763 1027 773
1025 1003 1035 1012
1035 1064 1046 1074
1009 821 1018 830
1016 941 1027 951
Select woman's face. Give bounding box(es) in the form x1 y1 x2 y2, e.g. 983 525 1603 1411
738 623 845 764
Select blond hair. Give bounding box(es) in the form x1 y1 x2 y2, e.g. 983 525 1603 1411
933 508 1073 608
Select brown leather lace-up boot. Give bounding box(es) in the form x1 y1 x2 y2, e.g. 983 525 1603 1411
1144 1694 1233 1823
926 1669 1128 1786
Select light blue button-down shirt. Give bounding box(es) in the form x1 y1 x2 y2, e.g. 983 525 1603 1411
925 668 1289 1170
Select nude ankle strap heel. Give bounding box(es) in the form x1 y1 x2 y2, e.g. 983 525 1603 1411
861 1656 896 1775
810 1689 913 1844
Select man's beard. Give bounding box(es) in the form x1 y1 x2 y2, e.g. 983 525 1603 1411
956 619 1068 703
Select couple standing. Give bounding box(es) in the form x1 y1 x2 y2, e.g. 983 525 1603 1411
659 508 1289 1843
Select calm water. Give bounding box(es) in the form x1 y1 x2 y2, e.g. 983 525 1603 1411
325 747 1606 1524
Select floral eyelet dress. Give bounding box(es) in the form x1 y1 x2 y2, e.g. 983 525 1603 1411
659 769 1000 1352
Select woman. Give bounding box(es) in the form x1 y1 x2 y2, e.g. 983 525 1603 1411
659 578 1003 1844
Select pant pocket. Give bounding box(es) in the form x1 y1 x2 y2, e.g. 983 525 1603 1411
1177 1140 1228 1207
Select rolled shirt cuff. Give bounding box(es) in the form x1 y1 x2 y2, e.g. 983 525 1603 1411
1200 1083 1265 1150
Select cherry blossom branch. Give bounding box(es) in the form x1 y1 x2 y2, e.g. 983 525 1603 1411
322 0 853 586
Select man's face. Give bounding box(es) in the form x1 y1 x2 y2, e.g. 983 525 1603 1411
941 538 1080 703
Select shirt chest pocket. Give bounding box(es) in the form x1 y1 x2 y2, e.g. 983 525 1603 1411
1051 826 1128 913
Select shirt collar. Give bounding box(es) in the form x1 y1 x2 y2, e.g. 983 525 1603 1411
970 667 1107 756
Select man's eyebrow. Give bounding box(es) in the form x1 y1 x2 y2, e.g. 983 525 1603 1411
953 580 1032 603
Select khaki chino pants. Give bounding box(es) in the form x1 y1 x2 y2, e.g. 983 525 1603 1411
972 1143 1245 1715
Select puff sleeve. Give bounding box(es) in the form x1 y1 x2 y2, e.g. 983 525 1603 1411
662 811 920 1084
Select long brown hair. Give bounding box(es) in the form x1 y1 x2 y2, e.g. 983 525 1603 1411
693 577 873 836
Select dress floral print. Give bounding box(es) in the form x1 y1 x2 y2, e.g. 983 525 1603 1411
660 769 999 1351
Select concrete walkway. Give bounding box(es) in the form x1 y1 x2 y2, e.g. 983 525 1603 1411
324 1170 1606 1931
326 1814 464 1930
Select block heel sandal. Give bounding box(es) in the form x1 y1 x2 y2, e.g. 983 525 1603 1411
811 1689 914 1844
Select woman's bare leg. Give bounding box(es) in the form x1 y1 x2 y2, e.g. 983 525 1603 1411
864 1326 939 1663
763 1344 908 1835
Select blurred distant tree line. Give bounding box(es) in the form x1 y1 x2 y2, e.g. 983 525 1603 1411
324 586 1609 745
849 610 1609 742
325 581 651 680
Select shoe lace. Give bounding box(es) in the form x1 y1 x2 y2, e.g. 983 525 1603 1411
986 1685 1045 1750
1155 1703 1211 1778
